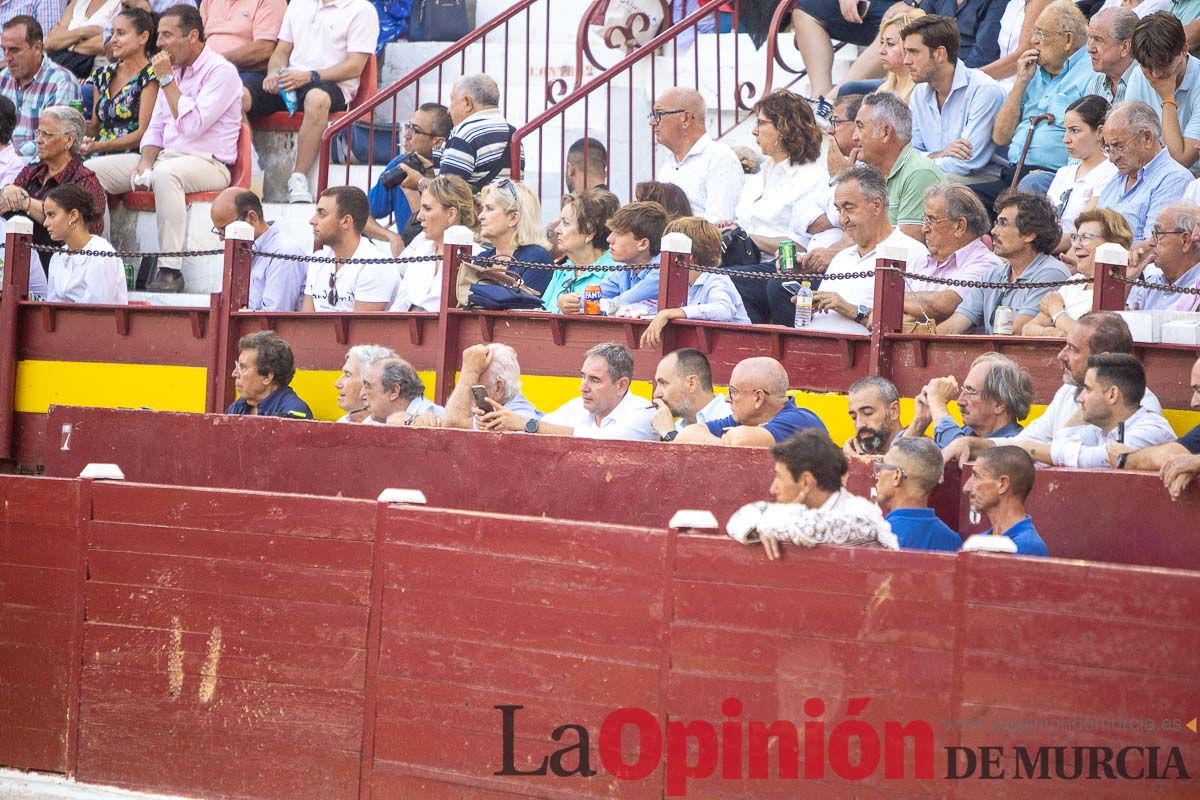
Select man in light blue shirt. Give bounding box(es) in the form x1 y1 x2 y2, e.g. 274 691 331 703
439 343 543 430
649 348 732 441
1096 101 1195 241
1127 204 1200 309
903 15 1005 178
598 201 667 310
1125 12 1200 170
1083 7 1139 105
210 188 308 311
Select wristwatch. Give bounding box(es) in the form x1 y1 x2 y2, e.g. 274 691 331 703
309 70 321 85
157 71 174 87
853 304 869 325
524 417 539 434
660 430 679 442
1115 452 1129 470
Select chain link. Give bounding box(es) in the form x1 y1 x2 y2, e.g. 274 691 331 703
1110 272 1200 296
251 249 442 265
29 243 223 258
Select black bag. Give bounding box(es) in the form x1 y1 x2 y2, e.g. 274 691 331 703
466 282 544 311
330 120 403 165
720 226 761 267
409 0 470 41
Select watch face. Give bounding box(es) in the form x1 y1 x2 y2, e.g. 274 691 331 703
524 418 538 433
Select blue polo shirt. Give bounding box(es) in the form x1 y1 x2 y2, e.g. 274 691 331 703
1096 148 1195 241
1180 424 1200 455
886 508 962 552
983 515 1049 557
1007 47 1094 170
704 397 826 442
933 417 1023 448
226 386 313 419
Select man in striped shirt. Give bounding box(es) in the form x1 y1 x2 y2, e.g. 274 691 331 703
438 74 522 191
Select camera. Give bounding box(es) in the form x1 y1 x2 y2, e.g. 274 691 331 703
379 152 428 190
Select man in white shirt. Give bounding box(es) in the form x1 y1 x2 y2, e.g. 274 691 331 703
243 0 379 202
479 342 657 441
649 348 731 442
1028 353 1175 468
806 164 928 335
303 186 397 312
359 357 442 426
650 87 744 223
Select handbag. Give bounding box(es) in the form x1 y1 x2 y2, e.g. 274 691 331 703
330 120 404 165
466 282 545 311
409 0 470 42
720 226 761 267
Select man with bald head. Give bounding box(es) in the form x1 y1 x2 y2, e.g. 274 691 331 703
650 87 744 222
209 188 308 311
676 357 825 448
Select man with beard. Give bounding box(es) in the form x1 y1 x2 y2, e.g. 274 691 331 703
650 349 731 443
843 376 904 460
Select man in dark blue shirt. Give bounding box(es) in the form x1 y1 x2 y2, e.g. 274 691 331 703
225 331 313 419
678 357 825 448
963 446 1049 557
874 437 961 552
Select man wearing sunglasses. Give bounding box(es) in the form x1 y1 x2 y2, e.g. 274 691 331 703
873 437 962 552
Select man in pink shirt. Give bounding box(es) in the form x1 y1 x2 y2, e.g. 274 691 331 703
241 0 379 203
200 0 285 74
88 4 242 291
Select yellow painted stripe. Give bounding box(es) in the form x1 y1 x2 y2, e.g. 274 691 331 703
292 369 438 422
15 360 208 414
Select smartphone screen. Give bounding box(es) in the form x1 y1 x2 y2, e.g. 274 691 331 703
471 385 490 412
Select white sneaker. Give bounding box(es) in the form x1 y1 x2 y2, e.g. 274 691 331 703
287 173 312 203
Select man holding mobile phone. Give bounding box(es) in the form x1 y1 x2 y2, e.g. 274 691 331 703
440 343 542 430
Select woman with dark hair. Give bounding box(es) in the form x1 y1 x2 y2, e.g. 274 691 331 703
542 188 621 314
43 183 127 304
0 96 21 186
81 7 157 156
633 181 693 220
1044 94 1116 254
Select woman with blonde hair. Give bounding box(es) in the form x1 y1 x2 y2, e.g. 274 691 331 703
836 8 925 101
389 175 478 312
466 178 554 303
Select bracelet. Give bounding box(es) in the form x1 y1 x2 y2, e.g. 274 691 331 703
1162 99 1179 109
1051 309 1066 325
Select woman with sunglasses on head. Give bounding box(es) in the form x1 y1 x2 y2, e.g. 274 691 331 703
462 178 554 305
1021 208 1132 338
390 175 478 312
80 8 157 158
1044 95 1116 258
43 183 127 305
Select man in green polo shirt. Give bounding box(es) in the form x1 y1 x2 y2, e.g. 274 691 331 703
852 91 944 245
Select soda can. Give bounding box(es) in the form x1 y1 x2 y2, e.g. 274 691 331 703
583 284 602 315
993 305 1015 335
69 100 84 114
124 262 135 290
777 240 797 272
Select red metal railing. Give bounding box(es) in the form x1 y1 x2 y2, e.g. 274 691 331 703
510 0 753 211
317 0 669 199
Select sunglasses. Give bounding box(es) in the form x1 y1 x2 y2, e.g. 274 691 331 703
328 268 339 307
494 177 519 202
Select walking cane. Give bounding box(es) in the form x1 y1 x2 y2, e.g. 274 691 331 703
1010 113 1056 189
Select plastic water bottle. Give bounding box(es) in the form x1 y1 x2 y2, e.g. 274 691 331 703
279 69 298 116
794 281 813 328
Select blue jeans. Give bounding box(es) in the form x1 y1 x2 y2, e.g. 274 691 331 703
1018 170 1056 196
838 79 884 98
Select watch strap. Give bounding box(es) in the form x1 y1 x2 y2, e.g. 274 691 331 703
310 70 321 85
660 430 679 442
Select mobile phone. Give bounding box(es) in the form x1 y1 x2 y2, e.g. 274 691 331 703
471 385 490 413
857 0 869 18
781 281 803 296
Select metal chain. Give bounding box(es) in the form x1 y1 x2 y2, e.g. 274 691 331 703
29 243 223 258
1110 272 1200 296
250 249 442 265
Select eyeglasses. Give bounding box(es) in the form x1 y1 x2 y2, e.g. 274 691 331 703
211 214 249 237
494 177 519 202
1151 227 1188 241
1102 137 1132 155
34 130 63 141
959 385 980 398
752 117 774 131
1030 28 1070 42
403 121 433 137
871 462 908 478
1069 231 1102 244
922 215 955 227
647 109 687 125
726 385 763 401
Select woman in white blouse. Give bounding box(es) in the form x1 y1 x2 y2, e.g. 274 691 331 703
389 175 478 312
1046 95 1117 256
43 184 127 305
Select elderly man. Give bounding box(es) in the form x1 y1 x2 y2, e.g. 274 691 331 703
0 15 80 152
963 446 1049 556
437 74 520 191
87 4 242 293
304 186 396 312
908 353 1033 449
676 356 825 448
874 437 962 551
1084 7 1139 104
938 192 1070 335
844 376 904 459
1018 353 1175 468
333 344 395 423
904 184 1002 324
1095 101 1194 243
201 0 285 74
441 343 541 430
360 357 442 426
852 92 944 243
226 331 312 418
480 342 656 441
991 0 1092 192
1125 12 1200 169
210 188 308 311
903 15 1006 179
1128 204 1200 310
650 348 731 442
1112 355 1200 498
650 87 744 222
243 0 377 203
803 165 928 334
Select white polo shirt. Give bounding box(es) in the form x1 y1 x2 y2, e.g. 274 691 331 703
542 389 658 441
655 133 745 222
278 0 379 103
807 228 928 334
305 236 397 311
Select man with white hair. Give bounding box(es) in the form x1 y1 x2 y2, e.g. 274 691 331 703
1084 7 1139 104
1127 204 1200 311
1095 101 1193 242
852 91 944 243
438 74 521 191
441 343 542 430
334 344 396 423
650 86 744 222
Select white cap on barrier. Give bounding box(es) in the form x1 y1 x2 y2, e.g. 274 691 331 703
961 533 1018 554
378 488 428 505
1094 243 1129 267
443 225 476 247
660 232 693 255
669 509 719 531
223 220 254 241
5 216 33 236
877 241 911 262
79 463 125 481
